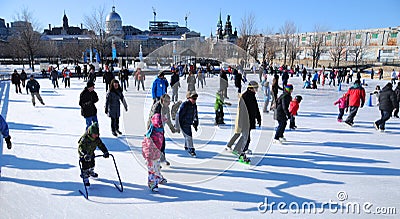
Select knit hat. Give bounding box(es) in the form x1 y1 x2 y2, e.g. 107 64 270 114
87 81 95 88
248 81 259 89
285 84 294 92
87 122 99 135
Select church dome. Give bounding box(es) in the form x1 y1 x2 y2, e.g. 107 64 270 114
106 6 122 22
105 6 123 35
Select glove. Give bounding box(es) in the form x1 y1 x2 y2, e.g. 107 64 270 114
5 135 11 149
345 108 348 113
124 106 128 112
194 125 198 132
360 103 364 108
84 154 91 162
257 120 261 127
105 108 108 114
103 152 109 158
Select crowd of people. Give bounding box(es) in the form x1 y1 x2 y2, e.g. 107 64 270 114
5 63 400 193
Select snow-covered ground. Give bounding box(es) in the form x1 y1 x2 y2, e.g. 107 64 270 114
0 70 399 218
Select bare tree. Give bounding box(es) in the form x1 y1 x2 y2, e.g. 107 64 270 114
260 27 275 64
279 21 296 66
237 12 257 65
83 5 108 67
348 33 367 69
288 35 301 67
329 32 348 67
13 8 41 71
310 25 327 69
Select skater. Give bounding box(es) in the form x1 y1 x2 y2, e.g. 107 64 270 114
63 67 71 88
147 94 178 166
75 64 82 80
79 81 99 130
186 71 196 93
151 71 169 103
261 74 270 113
334 94 348 122
226 81 261 164
0 115 12 149
26 75 45 107
378 68 384 80
370 68 375 80
142 113 167 192
11 69 22 94
135 68 145 91
50 67 59 89
170 70 180 102
289 95 302 129
393 83 400 118
374 83 398 131
78 122 110 186
371 85 381 106
119 67 128 91
196 68 204 89
234 70 244 94
270 74 282 110
312 71 319 89
20 69 27 88
105 79 128 137
219 68 229 99
103 69 114 92
177 92 199 157
344 80 366 126
214 91 226 125
273 84 293 143
391 69 397 84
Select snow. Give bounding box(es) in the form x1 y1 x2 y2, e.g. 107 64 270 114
0 69 399 218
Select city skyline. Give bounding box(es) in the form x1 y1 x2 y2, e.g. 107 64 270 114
1 0 400 36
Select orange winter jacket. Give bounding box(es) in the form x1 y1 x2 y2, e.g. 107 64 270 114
289 100 300 116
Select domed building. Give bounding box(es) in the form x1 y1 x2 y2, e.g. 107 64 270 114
106 6 124 41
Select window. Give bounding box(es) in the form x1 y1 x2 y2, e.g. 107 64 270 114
390 32 398 38
302 36 306 41
326 35 332 40
356 34 361 39
372 33 378 39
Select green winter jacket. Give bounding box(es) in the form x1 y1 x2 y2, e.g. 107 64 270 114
78 133 108 157
214 93 224 111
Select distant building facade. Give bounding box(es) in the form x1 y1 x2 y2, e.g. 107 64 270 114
216 12 238 44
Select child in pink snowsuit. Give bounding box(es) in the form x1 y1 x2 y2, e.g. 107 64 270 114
334 94 348 122
142 113 166 192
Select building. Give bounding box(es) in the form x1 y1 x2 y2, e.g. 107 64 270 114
42 11 90 36
216 12 238 44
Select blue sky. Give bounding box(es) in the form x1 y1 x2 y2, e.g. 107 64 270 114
1 0 399 35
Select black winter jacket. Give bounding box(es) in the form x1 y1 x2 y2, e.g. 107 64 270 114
79 88 99 118
274 91 292 121
26 79 40 93
241 89 261 129
378 85 398 112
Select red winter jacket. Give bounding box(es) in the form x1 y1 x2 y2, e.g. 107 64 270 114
289 100 300 116
346 84 366 107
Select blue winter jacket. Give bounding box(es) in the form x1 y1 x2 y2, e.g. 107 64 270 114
152 77 169 99
0 115 10 138
178 100 198 136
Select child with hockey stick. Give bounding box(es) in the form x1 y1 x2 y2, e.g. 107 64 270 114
78 122 109 186
214 91 231 125
142 113 167 192
334 94 348 122
289 95 302 129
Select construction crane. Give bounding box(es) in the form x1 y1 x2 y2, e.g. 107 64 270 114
152 7 156 22
185 12 190 27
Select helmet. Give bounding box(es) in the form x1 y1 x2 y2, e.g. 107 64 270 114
285 84 293 92
87 122 99 135
248 81 259 89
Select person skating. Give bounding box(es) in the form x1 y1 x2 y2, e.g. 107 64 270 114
186 71 196 93
219 68 229 99
214 91 227 125
78 122 109 186
63 67 71 88
393 83 400 118
135 68 146 91
79 81 99 130
270 74 282 110
26 75 45 107
151 71 169 103
147 94 178 166
273 84 293 143
142 113 167 192
11 69 22 94
334 94 348 122
0 115 12 149
20 69 27 88
105 79 128 137
50 67 59 89
344 80 366 126
374 83 398 131
177 92 199 157
226 81 261 164
234 70 244 94
170 70 180 102
261 74 270 113
289 95 302 129
103 69 114 92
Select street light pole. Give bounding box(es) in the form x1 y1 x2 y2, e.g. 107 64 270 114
125 43 128 69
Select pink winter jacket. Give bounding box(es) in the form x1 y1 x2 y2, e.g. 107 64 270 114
334 97 347 109
142 113 164 160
